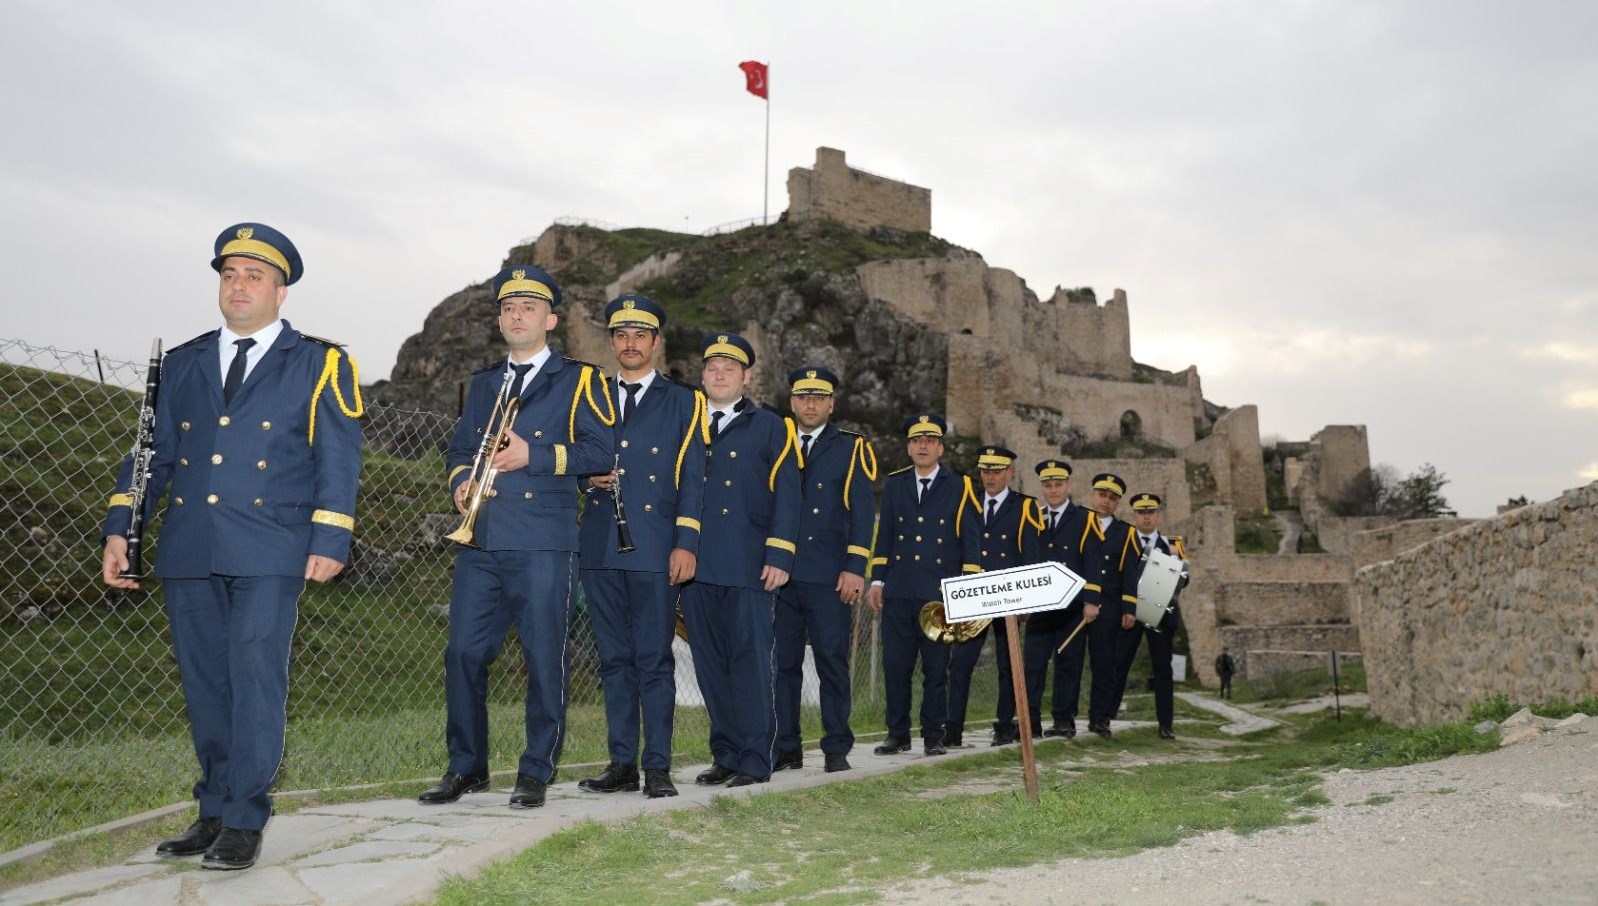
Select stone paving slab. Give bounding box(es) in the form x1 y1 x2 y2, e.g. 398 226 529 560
1176 692 1282 734
1 717 1189 905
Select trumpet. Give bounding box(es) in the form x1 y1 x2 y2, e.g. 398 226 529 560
918 601 990 644
445 371 520 548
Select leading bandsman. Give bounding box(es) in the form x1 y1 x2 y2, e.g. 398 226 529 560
576 295 707 799
100 223 363 870
682 333 803 787
946 445 1042 747
865 414 982 757
1082 473 1142 739
420 265 614 810
773 367 877 774
1020 459 1101 739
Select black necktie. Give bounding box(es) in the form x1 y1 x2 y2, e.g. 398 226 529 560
918 477 931 502
800 434 813 460
710 410 725 438
620 381 641 423
223 338 256 405
986 498 998 525
1049 510 1058 532
508 362 534 399
1142 534 1154 549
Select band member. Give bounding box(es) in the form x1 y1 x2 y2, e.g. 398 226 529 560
1083 473 1142 739
946 445 1041 747
865 414 981 757
773 367 877 774
1020 459 1102 739
1110 492 1189 739
420 264 613 810
101 223 363 870
682 333 802 787
576 295 706 799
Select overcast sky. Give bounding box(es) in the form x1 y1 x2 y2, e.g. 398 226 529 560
3 0 1593 517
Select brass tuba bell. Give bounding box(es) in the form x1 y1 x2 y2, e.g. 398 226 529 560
919 601 991 644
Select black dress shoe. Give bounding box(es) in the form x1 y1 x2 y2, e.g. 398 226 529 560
944 734 963 748
643 768 679 798
773 749 804 771
1044 721 1077 739
156 817 221 857
923 740 947 756
510 774 546 809
1158 726 1176 740
695 764 737 785
872 736 912 755
823 752 851 773
1092 721 1113 739
419 772 489 804
578 762 640 793
725 773 768 787
201 828 262 871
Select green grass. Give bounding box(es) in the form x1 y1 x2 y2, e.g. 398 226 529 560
435 709 1497 906
1233 510 1283 554
1467 693 1598 723
1229 661 1366 705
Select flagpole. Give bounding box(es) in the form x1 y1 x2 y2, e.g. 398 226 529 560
763 68 770 225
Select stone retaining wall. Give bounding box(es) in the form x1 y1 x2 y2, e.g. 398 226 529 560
1217 581 1350 626
1357 482 1598 726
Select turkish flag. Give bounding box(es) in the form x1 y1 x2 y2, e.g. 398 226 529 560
738 60 769 99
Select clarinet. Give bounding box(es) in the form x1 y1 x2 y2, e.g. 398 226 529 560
120 338 163 580
611 454 636 553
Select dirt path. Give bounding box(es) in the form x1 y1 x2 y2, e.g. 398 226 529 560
878 719 1598 905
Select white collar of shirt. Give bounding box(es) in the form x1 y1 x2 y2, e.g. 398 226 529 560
1141 530 1160 547
218 319 283 383
798 422 827 444
1100 513 1115 529
617 369 658 398
912 464 940 485
507 346 552 374
984 488 1010 511
708 397 745 426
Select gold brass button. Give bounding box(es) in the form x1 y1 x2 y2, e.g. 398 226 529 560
808 535 814 542
813 507 821 514
816 482 824 489
649 475 657 482
206 494 219 505
619 468 627 476
621 440 629 448
180 421 191 430
534 430 543 439
724 480 732 486
918 516 925 523
644 504 653 512
937 558 943 565
897 535 904 541
722 508 730 515
651 446 659 454
524 491 533 499
174 497 184 505
211 454 223 465
984 532 990 539
261 421 271 430
218 416 230 426
982 550 989 557
488 489 498 498
939 518 946 525
914 555 921 561
257 460 267 470
729 451 737 459
179 458 189 467
253 498 263 506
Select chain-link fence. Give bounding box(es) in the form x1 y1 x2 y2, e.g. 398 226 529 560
0 338 1005 856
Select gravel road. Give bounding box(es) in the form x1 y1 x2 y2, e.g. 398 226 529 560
878 719 1597 906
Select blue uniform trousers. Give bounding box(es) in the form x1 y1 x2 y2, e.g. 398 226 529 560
774 580 855 756
946 622 1020 736
1086 611 1123 725
1023 607 1099 727
580 568 676 770
164 575 303 831
445 548 576 781
1112 618 1177 728
681 581 777 778
881 596 949 743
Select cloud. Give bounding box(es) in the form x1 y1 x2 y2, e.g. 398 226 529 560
1560 386 1598 411
1527 341 1598 366
1580 461 1598 482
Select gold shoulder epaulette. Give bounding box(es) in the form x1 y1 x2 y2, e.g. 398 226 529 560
889 464 913 476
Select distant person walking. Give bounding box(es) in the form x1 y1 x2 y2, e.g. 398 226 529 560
1215 647 1237 699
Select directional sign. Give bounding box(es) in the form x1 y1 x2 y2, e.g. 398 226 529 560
940 561 1086 623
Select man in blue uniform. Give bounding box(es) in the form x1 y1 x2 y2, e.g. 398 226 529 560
576 295 707 799
772 366 877 774
1083 473 1142 739
419 265 613 809
1020 459 1102 739
682 333 802 787
865 414 981 757
100 222 363 870
946 445 1042 747
1110 492 1189 739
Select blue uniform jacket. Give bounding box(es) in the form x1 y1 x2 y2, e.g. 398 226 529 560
1086 514 1144 617
870 465 983 602
578 374 708 571
694 400 803 589
1030 502 1104 631
102 320 364 577
977 491 1044 573
791 424 879 585
447 350 614 552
